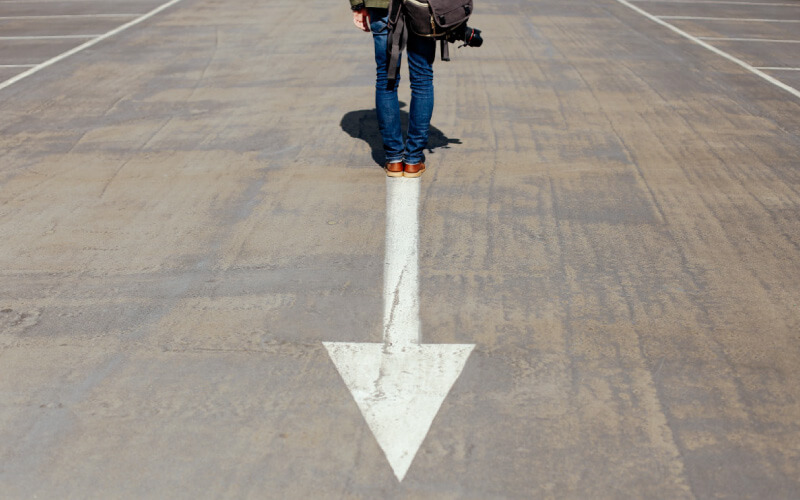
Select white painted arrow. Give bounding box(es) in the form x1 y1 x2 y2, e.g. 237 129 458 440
324 177 474 482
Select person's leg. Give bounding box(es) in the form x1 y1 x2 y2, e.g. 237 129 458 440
369 8 404 165
404 31 436 167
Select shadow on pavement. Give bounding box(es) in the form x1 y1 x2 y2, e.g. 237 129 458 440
340 101 462 167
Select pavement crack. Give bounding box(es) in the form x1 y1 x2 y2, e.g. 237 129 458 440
383 264 407 347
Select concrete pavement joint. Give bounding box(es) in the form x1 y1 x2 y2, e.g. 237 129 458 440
657 16 800 23
632 0 800 5
0 35 102 40
698 37 800 43
0 14 141 20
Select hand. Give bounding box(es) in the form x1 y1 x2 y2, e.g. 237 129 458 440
352 9 370 32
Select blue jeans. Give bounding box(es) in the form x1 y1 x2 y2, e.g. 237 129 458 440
369 8 435 165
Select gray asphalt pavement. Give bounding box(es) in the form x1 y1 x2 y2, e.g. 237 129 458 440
1 0 800 498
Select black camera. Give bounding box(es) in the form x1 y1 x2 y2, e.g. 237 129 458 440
447 24 483 48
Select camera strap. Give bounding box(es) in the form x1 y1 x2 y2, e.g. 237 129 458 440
386 0 407 89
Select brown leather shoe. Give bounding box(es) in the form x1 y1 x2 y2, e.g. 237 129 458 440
385 161 404 178
403 162 426 178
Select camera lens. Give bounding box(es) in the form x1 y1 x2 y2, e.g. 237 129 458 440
465 27 483 47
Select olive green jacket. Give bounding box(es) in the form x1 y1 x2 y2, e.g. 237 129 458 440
350 0 390 9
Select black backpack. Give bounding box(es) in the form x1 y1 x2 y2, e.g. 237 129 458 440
386 0 477 86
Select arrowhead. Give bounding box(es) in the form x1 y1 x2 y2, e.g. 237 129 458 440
323 342 474 482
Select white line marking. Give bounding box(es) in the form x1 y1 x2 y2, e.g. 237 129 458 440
0 64 37 68
632 0 800 6
0 35 101 40
383 177 421 346
0 14 140 20
0 0 124 2
0 0 185 92
658 16 800 22
615 0 800 99
699 37 800 43
324 178 475 482
757 67 800 71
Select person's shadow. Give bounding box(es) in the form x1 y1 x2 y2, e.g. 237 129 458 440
341 101 462 166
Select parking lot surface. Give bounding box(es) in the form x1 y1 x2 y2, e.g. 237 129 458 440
1 0 800 498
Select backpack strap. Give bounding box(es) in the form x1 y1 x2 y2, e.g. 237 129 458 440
386 0 407 89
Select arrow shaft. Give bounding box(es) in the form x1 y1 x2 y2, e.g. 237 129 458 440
383 178 421 346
